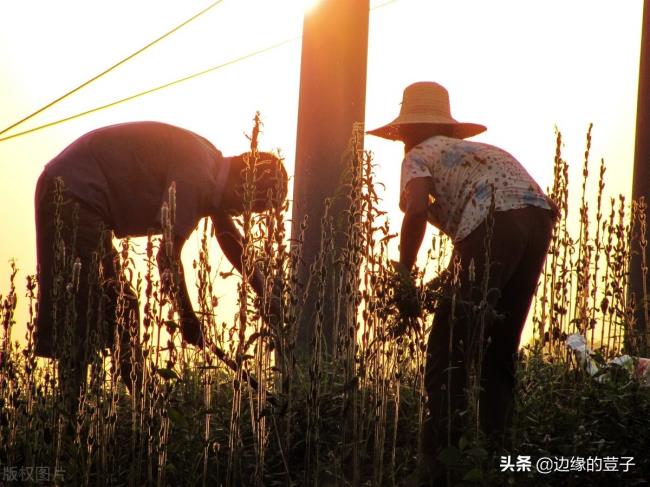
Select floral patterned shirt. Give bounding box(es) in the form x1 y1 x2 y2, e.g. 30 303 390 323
400 135 554 243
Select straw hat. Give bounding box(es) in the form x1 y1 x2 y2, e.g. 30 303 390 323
367 82 486 140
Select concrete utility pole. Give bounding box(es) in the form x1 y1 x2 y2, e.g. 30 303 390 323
630 0 650 356
291 0 369 353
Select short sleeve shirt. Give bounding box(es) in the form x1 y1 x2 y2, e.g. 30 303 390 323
43 121 230 240
400 135 553 243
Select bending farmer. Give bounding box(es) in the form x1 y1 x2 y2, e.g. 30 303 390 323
34 121 287 397
368 82 559 485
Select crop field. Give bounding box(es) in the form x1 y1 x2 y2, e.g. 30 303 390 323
0 127 649 486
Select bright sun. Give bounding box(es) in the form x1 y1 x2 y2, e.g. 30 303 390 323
303 0 321 12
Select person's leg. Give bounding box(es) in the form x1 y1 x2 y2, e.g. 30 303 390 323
418 264 462 485
419 223 503 476
421 272 464 457
114 283 142 398
479 207 555 446
34 173 56 359
34 176 101 430
36 175 127 404
62 195 115 411
420 209 531 482
99 242 143 398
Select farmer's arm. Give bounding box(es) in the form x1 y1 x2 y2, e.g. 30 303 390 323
399 177 432 271
157 234 205 346
211 213 265 296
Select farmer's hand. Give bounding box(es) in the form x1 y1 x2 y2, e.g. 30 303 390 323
180 311 205 348
391 261 422 320
421 269 451 314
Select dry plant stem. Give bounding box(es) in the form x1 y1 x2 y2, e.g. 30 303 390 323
152 184 180 487
264 163 294 485
589 159 606 351
603 200 616 356
446 256 461 453
362 146 389 487
282 214 307 467
333 125 366 485
51 178 81 477
227 136 257 487
639 197 649 352
246 119 268 487
558 159 571 362
541 131 564 347
23 274 38 467
133 231 155 483
305 199 333 487
574 124 592 336
622 198 636 353
541 130 568 356
0 262 18 466
612 197 631 353
252 185 278 487
196 217 214 487
471 192 496 441
3 124 649 485
533 127 641 363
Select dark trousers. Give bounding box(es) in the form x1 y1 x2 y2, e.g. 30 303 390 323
34 173 140 398
421 206 555 461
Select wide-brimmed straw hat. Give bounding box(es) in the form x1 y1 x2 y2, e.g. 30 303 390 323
367 82 487 140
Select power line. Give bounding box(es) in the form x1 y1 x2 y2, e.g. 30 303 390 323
0 0 400 143
0 0 225 137
0 38 297 143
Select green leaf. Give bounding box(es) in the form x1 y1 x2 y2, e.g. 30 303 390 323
463 467 483 482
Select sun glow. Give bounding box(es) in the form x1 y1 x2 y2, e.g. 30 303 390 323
0 0 643 352
303 0 321 12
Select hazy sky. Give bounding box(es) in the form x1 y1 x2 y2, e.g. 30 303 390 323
0 0 643 344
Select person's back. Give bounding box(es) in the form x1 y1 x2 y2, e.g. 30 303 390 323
43 121 227 239
401 135 553 242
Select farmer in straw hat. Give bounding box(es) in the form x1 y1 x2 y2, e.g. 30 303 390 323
368 82 558 484
34 121 287 402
